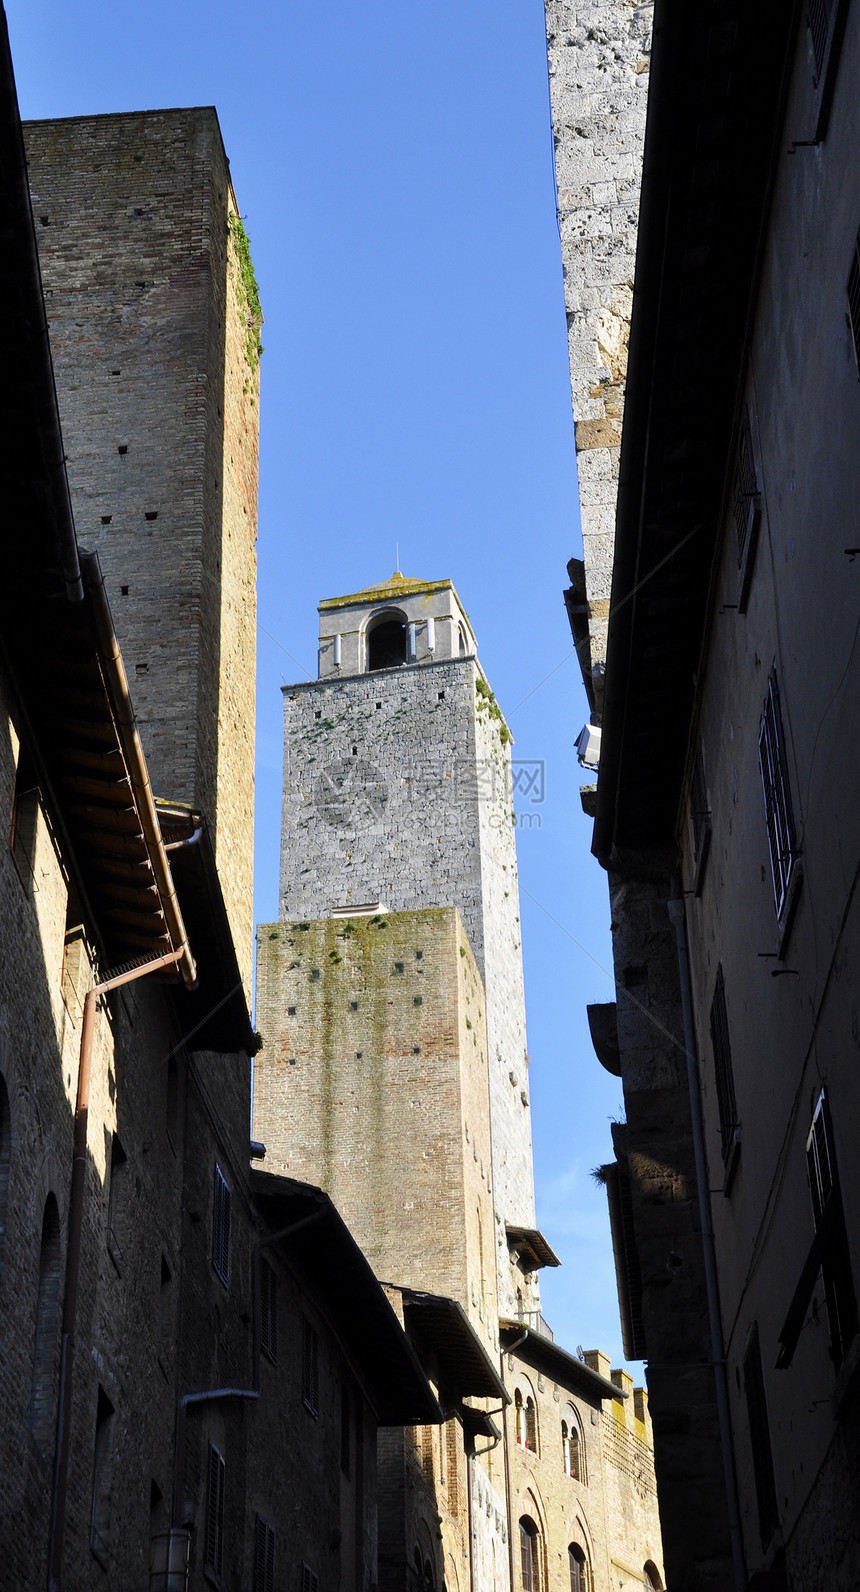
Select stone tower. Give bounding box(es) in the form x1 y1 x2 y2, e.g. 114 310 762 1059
23 109 260 990
268 571 536 1316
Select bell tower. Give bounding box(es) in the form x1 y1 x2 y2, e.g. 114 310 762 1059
259 571 540 1317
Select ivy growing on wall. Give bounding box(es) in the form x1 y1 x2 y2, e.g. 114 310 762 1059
229 214 264 376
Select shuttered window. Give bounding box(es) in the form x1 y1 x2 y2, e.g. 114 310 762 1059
807 1091 857 1369
758 669 796 916
301 1564 319 1592
302 1318 319 1415
205 1444 226 1581
743 1324 778 1547
212 1165 231 1286
253 1517 275 1592
520 1518 540 1592
846 228 860 373
260 1257 277 1362
709 966 740 1164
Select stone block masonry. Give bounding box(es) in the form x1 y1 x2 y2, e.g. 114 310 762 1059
24 109 259 993
279 654 535 1314
254 907 499 1346
545 1 652 709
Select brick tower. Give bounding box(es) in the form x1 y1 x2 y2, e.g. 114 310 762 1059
257 571 538 1318
23 109 259 990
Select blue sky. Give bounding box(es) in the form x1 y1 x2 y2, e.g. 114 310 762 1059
8 0 634 1368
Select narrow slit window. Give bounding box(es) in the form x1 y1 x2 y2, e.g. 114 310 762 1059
302 1318 320 1415
758 668 797 916
743 1324 778 1547
260 1256 278 1363
212 1164 231 1286
709 967 740 1167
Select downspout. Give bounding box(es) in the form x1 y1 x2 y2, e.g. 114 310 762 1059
667 894 747 1592
170 1205 328 1532
48 946 186 1591
500 1329 526 1592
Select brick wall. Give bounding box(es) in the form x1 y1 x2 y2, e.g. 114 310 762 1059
23 110 258 992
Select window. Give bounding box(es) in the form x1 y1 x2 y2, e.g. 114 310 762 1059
743 1324 778 1548
301 1564 319 1592
445 1418 460 1516
302 1318 319 1415
340 1386 350 1475
807 0 849 136
758 668 797 916
643 1563 663 1591
807 1092 857 1368
260 1256 278 1363
367 613 406 671
90 1387 115 1563
212 1165 231 1286
709 966 740 1173
205 1443 226 1581
848 225 860 374
10 746 40 891
568 1545 589 1592
561 1416 583 1482
107 1134 127 1272
29 1194 62 1453
253 1517 275 1592
520 1518 541 1592
689 743 711 891
732 412 759 564
525 1396 537 1453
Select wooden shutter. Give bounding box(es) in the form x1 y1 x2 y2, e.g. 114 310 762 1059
260 1257 277 1362
743 1326 778 1547
205 1444 225 1579
212 1165 231 1285
520 1523 535 1592
758 669 796 915
302 1318 319 1415
253 1517 275 1592
709 966 740 1160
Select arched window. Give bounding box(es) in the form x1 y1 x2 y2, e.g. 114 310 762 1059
568 1544 589 1592
515 1387 525 1445
367 612 406 671
458 625 467 658
525 1396 538 1453
562 1411 584 1481
519 1517 541 1592
643 1562 663 1591
30 1194 62 1452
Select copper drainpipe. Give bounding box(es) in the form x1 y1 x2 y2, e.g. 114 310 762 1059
48 946 187 1590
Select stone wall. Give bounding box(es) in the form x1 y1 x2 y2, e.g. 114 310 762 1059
544 0 652 709
254 908 499 1348
278 653 535 1313
23 110 258 993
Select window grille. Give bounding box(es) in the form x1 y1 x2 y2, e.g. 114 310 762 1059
758 669 796 915
253 1517 275 1592
847 229 860 373
742 1325 778 1547
301 1564 319 1592
709 967 740 1163
212 1165 231 1286
302 1318 320 1415
205 1444 225 1581
260 1257 277 1362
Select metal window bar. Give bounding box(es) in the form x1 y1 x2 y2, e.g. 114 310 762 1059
758 670 796 915
709 966 740 1159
